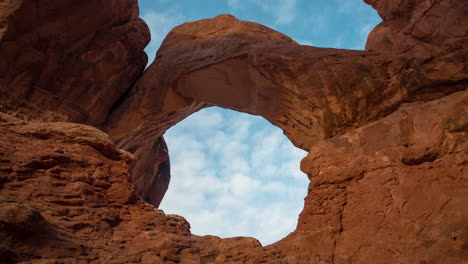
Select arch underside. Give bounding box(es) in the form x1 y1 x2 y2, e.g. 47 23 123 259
105 13 467 208
0 0 467 262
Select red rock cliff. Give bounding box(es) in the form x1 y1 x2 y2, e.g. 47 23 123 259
0 0 150 125
107 1 467 208
0 0 164 207
0 0 467 263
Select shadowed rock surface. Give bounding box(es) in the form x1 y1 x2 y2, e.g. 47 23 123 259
0 0 162 206
0 0 467 263
0 0 150 125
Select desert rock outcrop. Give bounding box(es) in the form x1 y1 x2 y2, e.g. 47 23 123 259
0 0 467 263
0 0 150 125
0 91 466 263
108 0 467 207
0 0 160 206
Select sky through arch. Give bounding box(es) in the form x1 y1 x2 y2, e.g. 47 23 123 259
161 107 307 245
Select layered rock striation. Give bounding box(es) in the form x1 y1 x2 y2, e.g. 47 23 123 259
0 0 467 263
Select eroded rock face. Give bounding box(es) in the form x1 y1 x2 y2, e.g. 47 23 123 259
107 0 467 207
0 0 160 207
364 0 467 56
0 0 467 263
0 91 466 263
0 114 279 263
0 0 150 125
278 90 468 263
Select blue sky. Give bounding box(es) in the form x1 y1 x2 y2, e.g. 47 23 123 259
138 0 381 245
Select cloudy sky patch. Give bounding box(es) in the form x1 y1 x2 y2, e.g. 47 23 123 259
161 108 308 245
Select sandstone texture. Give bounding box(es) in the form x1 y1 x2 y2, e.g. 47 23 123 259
283 90 468 263
0 114 299 264
0 0 467 263
107 0 467 208
0 0 159 207
0 0 150 125
364 0 467 56
0 92 466 263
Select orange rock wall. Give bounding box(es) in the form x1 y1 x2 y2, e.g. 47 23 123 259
0 0 467 263
1 91 466 263
108 0 467 207
0 0 150 125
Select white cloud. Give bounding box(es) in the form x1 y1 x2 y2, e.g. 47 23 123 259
160 107 308 245
230 173 261 197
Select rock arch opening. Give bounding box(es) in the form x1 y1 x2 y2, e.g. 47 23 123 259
1 0 466 262
105 9 397 239
160 107 308 245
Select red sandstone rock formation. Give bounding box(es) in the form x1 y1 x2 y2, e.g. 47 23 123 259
280 91 468 263
1 91 466 263
0 0 164 207
0 0 467 263
107 0 467 207
0 0 150 125
365 0 467 56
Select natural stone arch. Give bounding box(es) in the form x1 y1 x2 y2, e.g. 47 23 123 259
108 15 398 150
0 0 466 262
105 13 466 207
